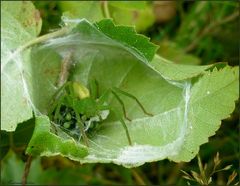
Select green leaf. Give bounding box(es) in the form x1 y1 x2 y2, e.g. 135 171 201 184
58 1 154 32
59 1 104 23
1 151 26 184
95 19 158 62
30 47 62 113
108 1 155 32
109 1 148 10
12 118 35 148
1 1 42 131
151 55 215 81
25 20 238 167
26 116 88 158
0 118 35 160
2 1 42 37
1 151 105 185
171 66 239 162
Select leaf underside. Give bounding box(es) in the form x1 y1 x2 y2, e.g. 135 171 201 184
24 20 239 167
1 1 42 131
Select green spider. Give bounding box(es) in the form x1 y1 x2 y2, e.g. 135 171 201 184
48 80 153 147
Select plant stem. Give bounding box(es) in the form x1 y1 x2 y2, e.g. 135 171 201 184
22 155 33 186
102 1 111 19
131 168 147 185
198 154 208 184
6 27 69 64
21 27 69 50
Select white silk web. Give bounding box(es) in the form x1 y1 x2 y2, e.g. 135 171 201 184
2 17 193 167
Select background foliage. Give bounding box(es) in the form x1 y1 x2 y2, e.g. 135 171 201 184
1 1 239 185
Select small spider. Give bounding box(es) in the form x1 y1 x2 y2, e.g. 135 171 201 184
48 80 153 147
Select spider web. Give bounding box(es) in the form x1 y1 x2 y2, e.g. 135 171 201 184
1 14 192 167
1 6 40 131
32 19 193 167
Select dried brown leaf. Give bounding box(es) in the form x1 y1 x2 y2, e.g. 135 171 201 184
227 171 238 185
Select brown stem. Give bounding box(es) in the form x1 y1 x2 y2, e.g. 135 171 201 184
22 155 33 186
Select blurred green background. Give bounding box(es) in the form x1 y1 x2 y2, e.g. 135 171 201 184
1 1 239 185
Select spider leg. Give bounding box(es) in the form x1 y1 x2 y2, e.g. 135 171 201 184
99 105 132 146
111 107 133 146
111 90 132 121
73 106 89 147
112 87 153 117
98 89 111 105
53 95 65 122
97 86 134 145
89 78 99 99
48 83 72 137
48 81 71 116
98 88 131 121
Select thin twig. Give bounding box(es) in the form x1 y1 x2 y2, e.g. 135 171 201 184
185 11 239 53
22 155 33 186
